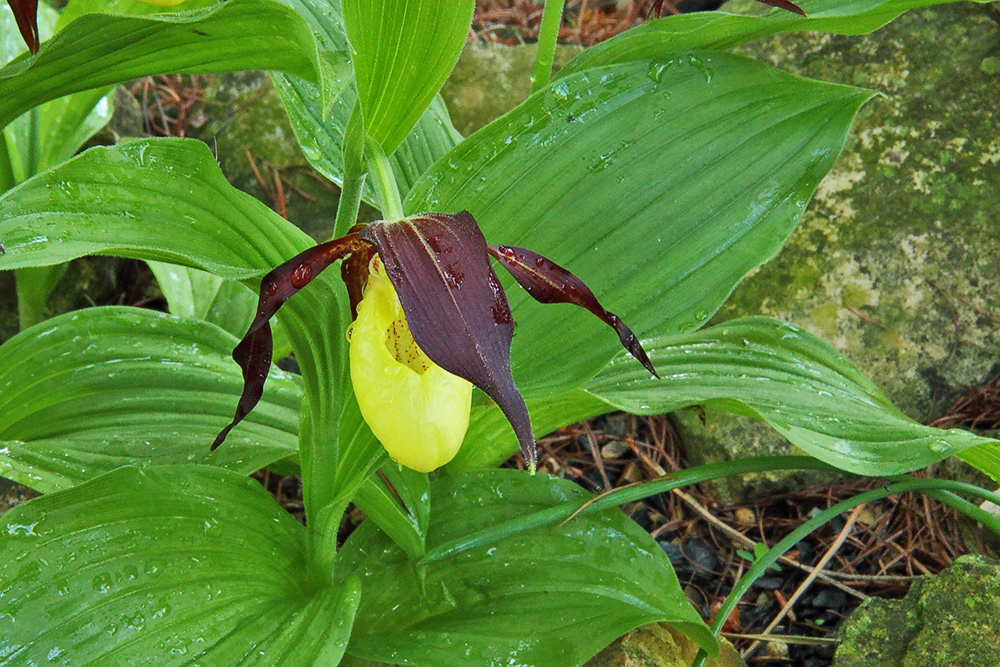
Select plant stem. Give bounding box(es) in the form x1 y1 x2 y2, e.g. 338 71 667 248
365 137 403 221
0 134 16 192
530 0 565 94
332 103 367 240
689 477 1000 667
418 456 835 566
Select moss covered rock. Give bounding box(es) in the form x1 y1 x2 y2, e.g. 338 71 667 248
834 555 1000 667
680 2 1000 495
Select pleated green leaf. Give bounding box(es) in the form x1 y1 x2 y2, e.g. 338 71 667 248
271 0 462 204
406 52 874 397
583 317 999 477
0 138 351 502
0 307 301 493
342 0 473 153
0 0 345 130
0 465 360 665
340 469 716 665
559 0 995 77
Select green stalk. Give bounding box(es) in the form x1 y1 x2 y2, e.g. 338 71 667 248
0 133 15 192
530 0 566 94
303 105 369 583
365 137 403 221
418 456 836 566
689 477 1000 667
332 104 367 240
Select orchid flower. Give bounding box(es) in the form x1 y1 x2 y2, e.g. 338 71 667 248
213 211 657 473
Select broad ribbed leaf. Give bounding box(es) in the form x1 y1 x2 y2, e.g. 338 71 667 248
340 469 716 665
342 0 473 154
406 52 873 397
583 317 999 476
560 0 992 77
448 389 613 471
0 307 301 493
2 4 114 181
0 0 344 130
0 465 360 665
0 139 351 500
271 0 463 203
361 213 535 465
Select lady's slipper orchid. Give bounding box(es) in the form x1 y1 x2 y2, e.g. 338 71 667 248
213 211 657 473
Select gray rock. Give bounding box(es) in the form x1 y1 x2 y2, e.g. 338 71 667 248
441 42 583 136
187 71 347 241
682 2 1000 496
834 555 1000 667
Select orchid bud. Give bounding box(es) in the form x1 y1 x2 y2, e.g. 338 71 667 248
349 256 473 472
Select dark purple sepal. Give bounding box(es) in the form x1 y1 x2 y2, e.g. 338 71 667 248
489 244 658 379
341 225 375 320
755 0 806 15
212 232 366 451
8 0 40 54
359 212 537 468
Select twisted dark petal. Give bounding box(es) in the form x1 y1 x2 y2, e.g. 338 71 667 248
489 244 658 379
341 231 375 320
360 212 536 469
7 0 39 54
212 232 365 451
756 0 806 15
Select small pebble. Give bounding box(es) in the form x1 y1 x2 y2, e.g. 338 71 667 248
604 414 628 438
753 576 784 590
658 540 684 562
734 507 755 527
766 640 789 660
620 461 644 483
600 440 628 459
682 538 719 573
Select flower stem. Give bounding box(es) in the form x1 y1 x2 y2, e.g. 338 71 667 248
530 0 565 94
0 134 15 192
332 103 367 240
366 137 404 221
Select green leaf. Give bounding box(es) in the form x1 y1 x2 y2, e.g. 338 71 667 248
342 0 473 154
406 52 874 397
582 317 999 476
0 139 310 275
0 307 301 493
353 464 430 559
0 139 351 508
0 465 360 665
447 389 612 472
270 0 462 204
147 261 292 356
0 0 342 130
558 0 993 77
339 469 716 665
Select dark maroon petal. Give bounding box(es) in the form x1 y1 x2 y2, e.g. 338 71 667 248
754 0 806 15
341 225 375 320
359 212 536 469
8 0 40 54
489 244 658 379
212 232 366 451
